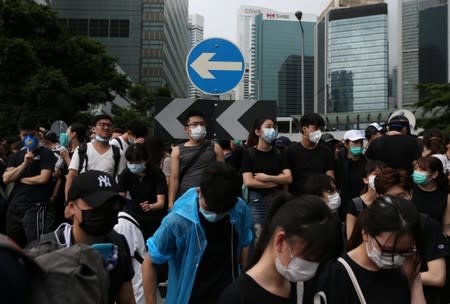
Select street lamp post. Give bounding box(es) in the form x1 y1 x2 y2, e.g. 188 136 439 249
295 11 305 115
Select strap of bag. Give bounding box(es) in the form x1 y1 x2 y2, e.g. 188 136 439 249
296 281 304 304
77 143 88 173
179 141 209 181
114 138 124 150
352 196 365 214
111 145 121 176
337 257 367 304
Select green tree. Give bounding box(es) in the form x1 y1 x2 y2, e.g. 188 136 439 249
0 0 131 137
415 83 450 133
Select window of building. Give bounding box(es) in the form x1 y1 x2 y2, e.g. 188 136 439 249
89 19 108 37
110 20 129 37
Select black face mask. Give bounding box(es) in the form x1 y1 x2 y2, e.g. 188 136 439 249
79 208 118 236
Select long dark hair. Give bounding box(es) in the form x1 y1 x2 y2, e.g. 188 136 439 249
247 193 342 269
415 156 449 192
303 174 336 197
422 128 446 155
246 117 274 147
70 122 87 144
347 196 423 275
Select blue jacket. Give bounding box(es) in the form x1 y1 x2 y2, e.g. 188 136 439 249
147 188 253 304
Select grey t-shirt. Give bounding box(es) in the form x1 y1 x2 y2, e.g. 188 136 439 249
178 142 216 196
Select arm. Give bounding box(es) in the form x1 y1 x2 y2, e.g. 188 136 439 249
242 172 278 189
141 194 166 213
410 277 426 304
116 281 136 304
443 194 450 236
60 149 71 167
65 169 78 200
214 143 224 162
20 169 52 185
254 169 292 185
142 255 158 304
239 246 249 270
3 151 34 184
345 214 356 241
168 147 180 210
420 258 446 287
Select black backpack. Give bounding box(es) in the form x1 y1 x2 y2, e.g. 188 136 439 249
78 143 121 176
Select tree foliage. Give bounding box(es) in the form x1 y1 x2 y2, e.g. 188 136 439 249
415 83 450 133
0 0 131 137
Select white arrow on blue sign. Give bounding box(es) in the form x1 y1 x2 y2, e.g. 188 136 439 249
186 38 245 95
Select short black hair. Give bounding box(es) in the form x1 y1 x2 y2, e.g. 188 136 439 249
125 143 149 162
19 118 39 133
200 162 241 213
128 121 148 138
184 110 205 126
300 113 325 130
303 174 336 197
92 114 113 125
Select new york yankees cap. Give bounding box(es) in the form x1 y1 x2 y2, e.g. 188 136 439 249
68 170 124 208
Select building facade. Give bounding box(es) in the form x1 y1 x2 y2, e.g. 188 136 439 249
315 0 388 114
188 14 204 99
398 0 448 107
51 0 189 97
253 13 316 116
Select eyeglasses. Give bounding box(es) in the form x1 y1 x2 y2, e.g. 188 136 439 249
97 122 112 128
372 236 417 258
187 121 206 127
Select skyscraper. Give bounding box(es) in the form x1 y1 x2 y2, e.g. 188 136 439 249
51 0 189 97
398 0 448 107
252 12 316 116
188 14 204 99
315 0 388 114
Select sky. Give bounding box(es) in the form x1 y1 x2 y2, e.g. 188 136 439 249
189 0 398 70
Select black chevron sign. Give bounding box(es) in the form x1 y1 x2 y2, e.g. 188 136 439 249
154 98 277 140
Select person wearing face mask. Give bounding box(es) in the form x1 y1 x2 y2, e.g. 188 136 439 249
118 144 167 239
345 161 384 240
335 130 368 221
54 170 135 304
375 167 449 304
411 156 450 229
242 117 292 243
111 121 148 153
303 174 342 215
285 113 335 195
142 162 252 304
3 120 56 247
65 114 126 201
314 195 426 304
168 110 224 209
218 194 342 304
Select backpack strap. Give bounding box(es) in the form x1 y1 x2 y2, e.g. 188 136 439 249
337 257 367 304
118 214 141 229
352 196 365 214
114 138 124 150
111 145 121 177
179 141 210 181
77 143 88 173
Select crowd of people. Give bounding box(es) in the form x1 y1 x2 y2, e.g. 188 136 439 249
0 110 449 304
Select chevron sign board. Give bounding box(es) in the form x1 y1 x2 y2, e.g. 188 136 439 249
154 99 277 140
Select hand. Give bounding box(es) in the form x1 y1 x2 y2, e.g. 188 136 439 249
134 137 145 144
400 255 420 285
254 173 269 182
140 201 152 212
24 151 34 166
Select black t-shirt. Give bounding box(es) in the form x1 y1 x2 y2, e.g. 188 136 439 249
8 147 56 205
365 135 420 173
118 164 168 217
419 214 449 304
285 142 334 195
217 273 296 304
335 156 367 202
314 253 410 304
345 196 369 217
412 184 448 225
189 212 238 304
106 230 135 304
241 147 288 193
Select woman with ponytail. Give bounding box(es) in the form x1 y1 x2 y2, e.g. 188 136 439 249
218 193 342 303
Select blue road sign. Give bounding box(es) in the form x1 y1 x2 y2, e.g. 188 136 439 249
186 38 245 95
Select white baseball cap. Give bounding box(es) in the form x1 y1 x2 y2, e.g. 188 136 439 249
343 130 365 142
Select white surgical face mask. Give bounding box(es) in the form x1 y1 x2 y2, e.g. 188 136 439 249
199 207 227 223
308 130 322 144
261 127 278 143
368 175 376 191
365 238 405 269
95 134 110 143
275 244 320 282
327 192 341 211
190 125 206 140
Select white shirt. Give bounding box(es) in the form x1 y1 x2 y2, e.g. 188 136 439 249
68 142 126 175
110 136 130 153
114 212 146 304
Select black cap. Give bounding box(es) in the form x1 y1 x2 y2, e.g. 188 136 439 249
275 136 291 149
44 130 58 143
388 115 410 129
68 170 124 208
92 114 113 125
321 133 339 143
